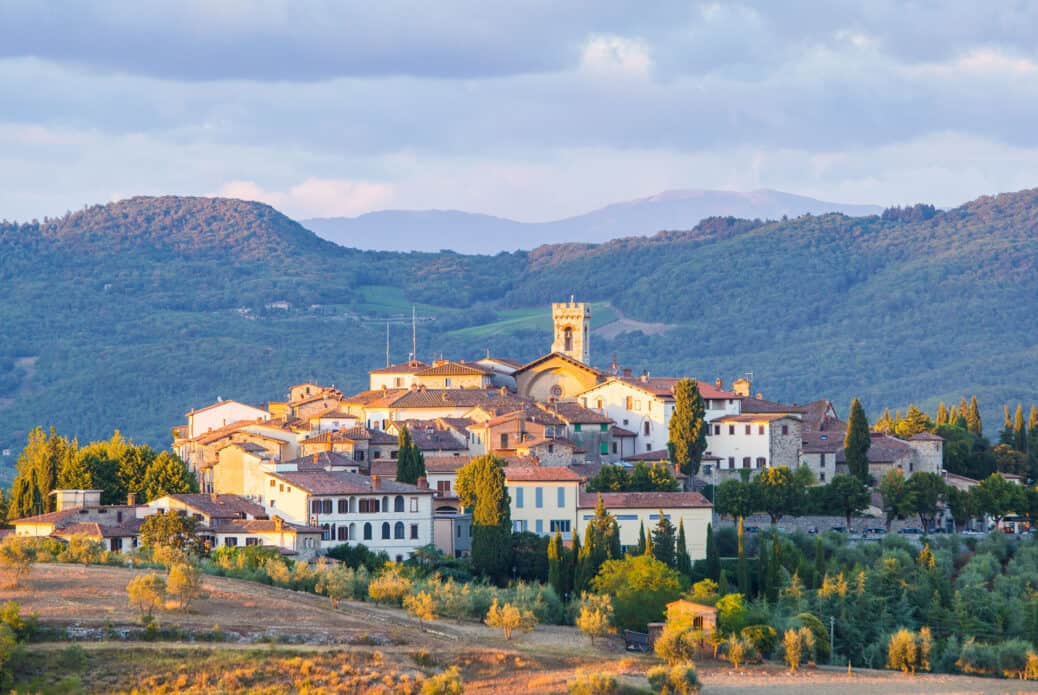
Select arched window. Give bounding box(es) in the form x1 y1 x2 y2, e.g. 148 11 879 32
348 523 356 540
394 522 405 539
756 457 767 468
382 496 389 511
348 497 355 513
643 421 650 435
742 457 751 468
337 525 347 541
394 495 405 513
338 499 348 514
381 522 391 539
563 326 573 351
363 522 372 540
310 500 321 514
322 499 332 514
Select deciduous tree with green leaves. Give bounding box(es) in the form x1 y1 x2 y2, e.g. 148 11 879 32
753 467 804 524
825 474 870 529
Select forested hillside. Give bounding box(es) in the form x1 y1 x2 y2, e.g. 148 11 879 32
1 190 1037 471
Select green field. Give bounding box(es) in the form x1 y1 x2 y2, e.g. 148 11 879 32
448 302 618 339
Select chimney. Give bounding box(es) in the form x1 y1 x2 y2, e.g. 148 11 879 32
127 492 137 506
732 378 751 397
210 492 218 502
371 474 380 490
756 392 763 400
715 377 723 389
622 368 632 378
416 476 429 490
640 371 649 383
273 516 284 531
312 452 319 465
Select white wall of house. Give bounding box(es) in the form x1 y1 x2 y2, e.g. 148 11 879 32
187 401 270 439
577 505 712 560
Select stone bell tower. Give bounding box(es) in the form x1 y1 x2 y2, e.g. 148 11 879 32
551 297 590 364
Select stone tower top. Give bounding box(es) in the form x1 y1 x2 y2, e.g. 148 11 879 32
551 299 591 364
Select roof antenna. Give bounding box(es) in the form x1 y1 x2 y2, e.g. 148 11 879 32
411 304 417 364
385 321 391 368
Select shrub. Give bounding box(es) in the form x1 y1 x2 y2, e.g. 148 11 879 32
887 628 918 674
997 639 1033 680
654 623 701 666
404 591 437 630
725 634 755 669
740 625 777 656
791 612 829 663
56 644 88 671
567 669 618 694
126 573 166 619
167 562 202 611
325 543 390 572
368 565 412 606
61 535 104 566
575 593 616 646
316 565 366 608
783 627 814 672
485 599 536 640
421 666 463 695
0 535 36 587
957 638 997 675
1025 651 1038 681
646 663 701 695
0 601 37 641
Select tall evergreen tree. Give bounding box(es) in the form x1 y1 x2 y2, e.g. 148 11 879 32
756 540 767 599
895 404 934 438
547 530 565 599
8 426 77 517
703 522 720 581
395 426 426 484
967 396 983 436
575 494 620 591
668 378 707 477
456 454 513 584
675 519 692 577
1028 405 1038 455
737 518 749 596
1014 404 1027 453
935 402 949 426
635 521 647 555
874 408 894 434
1000 404 1015 446
651 509 676 568
844 398 871 483
766 538 781 603
140 452 199 502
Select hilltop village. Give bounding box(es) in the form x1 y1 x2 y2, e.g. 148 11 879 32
11 300 947 562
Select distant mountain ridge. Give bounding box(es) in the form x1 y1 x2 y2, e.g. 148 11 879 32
302 188 883 253
0 187 1036 465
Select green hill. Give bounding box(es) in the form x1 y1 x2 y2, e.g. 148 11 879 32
1 191 1037 465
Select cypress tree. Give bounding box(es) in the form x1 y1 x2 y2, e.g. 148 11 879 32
844 398 871 484
957 397 969 422
568 532 581 595
575 495 619 591
1028 405 1038 455
704 522 720 581
651 509 677 568
766 538 781 603
814 536 825 590
718 568 730 595
756 541 768 600
644 528 654 559
675 519 692 577
396 426 422 484
1014 404 1027 453
936 402 948 426
456 454 513 584
668 378 707 477
737 517 749 596
547 530 564 598
967 396 983 436
1000 405 1014 446
635 521 646 555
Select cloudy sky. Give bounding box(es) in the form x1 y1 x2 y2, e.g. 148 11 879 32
2 1 1038 222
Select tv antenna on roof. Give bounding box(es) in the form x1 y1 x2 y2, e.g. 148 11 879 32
411 305 417 364
385 321 391 368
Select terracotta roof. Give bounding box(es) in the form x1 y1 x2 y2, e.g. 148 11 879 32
578 491 712 509
12 505 142 526
477 356 525 370
416 360 491 377
368 360 428 375
610 425 637 437
52 519 144 538
739 397 810 414
191 420 258 445
618 376 737 400
481 405 565 428
835 433 914 464
342 388 409 408
623 449 671 462
517 437 582 451
269 469 432 495
389 388 530 410
504 465 582 482
438 417 475 430
711 413 800 423
367 429 398 445
423 455 471 473
514 352 603 376
910 432 944 441
286 451 358 469
160 494 269 519
539 401 613 425
308 406 356 420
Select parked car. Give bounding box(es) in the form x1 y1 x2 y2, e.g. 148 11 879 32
744 525 762 534
829 526 848 533
898 527 925 535
863 527 886 536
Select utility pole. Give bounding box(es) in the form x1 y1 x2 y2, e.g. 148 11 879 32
411 304 417 362
385 321 390 367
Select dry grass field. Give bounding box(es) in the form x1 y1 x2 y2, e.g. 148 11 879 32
2 564 1028 694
